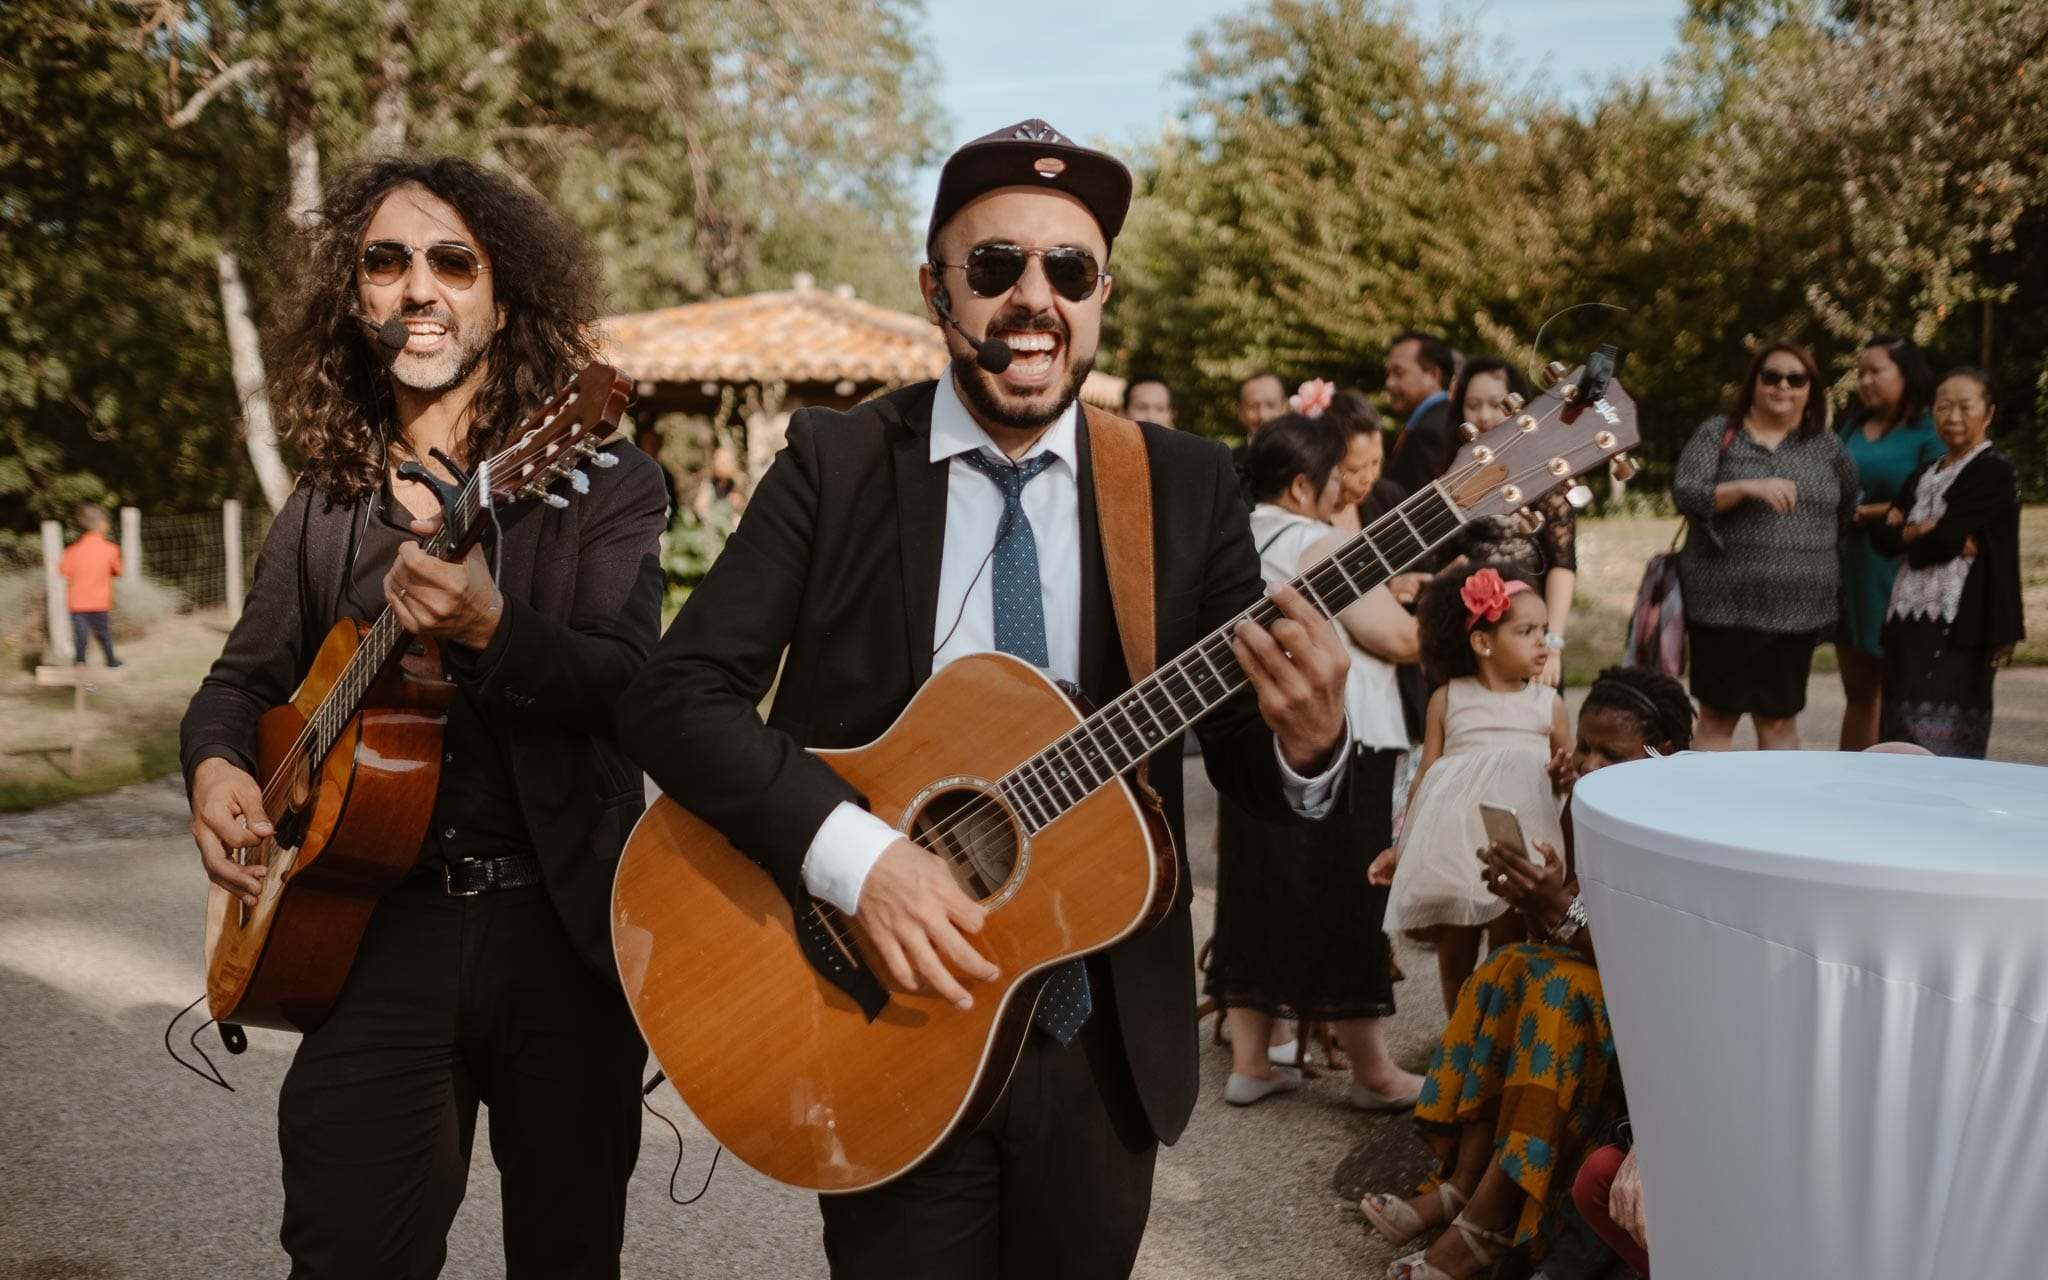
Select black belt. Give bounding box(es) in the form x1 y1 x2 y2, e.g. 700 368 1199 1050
409 853 544 896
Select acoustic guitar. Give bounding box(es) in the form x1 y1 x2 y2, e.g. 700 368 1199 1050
612 355 1640 1192
203 363 632 1032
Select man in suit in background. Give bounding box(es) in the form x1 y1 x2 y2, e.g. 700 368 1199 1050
1236 368 1287 437
618 120 1352 1279
1382 328 1461 497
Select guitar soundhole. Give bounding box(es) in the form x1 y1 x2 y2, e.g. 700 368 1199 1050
910 785 1024 906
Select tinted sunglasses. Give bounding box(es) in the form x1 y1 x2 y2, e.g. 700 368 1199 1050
930 243 1104 302
359 240 489 290
1759 368 1811 389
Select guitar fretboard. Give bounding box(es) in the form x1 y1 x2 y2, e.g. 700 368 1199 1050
991 483 1464 831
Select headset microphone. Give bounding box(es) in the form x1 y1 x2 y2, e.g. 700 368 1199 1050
352 309 413 353
933 286 1013 375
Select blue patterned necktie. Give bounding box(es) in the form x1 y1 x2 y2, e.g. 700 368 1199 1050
957 448 1093 1045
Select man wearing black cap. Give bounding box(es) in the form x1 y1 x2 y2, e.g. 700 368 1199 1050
619 120 1352 1278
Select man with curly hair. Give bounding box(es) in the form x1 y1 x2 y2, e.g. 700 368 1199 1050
180 155 668 1278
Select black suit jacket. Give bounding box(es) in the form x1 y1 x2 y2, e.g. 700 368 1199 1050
1384 396 1456 500
179 444 670 981
616 381 1310 1145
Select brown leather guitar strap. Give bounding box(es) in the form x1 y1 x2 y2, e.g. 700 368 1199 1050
1082 405 1162 801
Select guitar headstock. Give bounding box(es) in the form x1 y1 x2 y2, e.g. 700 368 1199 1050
477 363 634 513
1438 350 1641 523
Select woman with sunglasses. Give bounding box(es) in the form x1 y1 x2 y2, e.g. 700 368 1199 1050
1672 342 1858 751
1834 334 1942 750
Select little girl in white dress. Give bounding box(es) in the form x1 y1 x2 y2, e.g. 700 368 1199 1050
1370 564 1568 1012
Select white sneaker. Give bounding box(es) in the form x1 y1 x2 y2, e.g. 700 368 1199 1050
1224 1066 1302 1106
1267 1038 1301 1066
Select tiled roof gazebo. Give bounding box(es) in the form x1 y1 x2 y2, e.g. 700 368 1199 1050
602 274 1127 479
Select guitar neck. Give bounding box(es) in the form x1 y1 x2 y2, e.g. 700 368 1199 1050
991 483 1465 831
298 474 490 764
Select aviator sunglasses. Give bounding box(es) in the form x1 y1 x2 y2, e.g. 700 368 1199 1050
359 240 490 290
929 243 1105 302
1758 368 1811 389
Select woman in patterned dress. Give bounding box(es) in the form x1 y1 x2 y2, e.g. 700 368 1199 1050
1870 368 2024 758
1359 667 1695 1280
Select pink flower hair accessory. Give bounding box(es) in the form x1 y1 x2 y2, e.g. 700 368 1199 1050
1289 378 1335 419
1460 567 1530 631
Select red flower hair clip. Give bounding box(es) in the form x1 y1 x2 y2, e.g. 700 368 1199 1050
1460 567 1530 631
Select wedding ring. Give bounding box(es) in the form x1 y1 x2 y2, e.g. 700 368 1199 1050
398 587 409 601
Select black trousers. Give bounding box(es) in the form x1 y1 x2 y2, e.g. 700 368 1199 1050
277 882 646 1279
70 610 116 664
818 975 1159 1280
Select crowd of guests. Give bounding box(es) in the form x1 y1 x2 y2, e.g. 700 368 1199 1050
1119 328 2026 1279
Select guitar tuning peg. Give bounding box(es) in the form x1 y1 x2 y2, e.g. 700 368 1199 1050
1515 507 1547 537
1503 393 1526 413
1609 453 1641 484
1566 484 1595 509
543 492 570 509
590 450 619 468
1541 361 1569 388
1458 421 1480 442
569 469 591 495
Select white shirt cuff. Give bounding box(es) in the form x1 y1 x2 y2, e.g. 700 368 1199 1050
800 801 901 914
1276 716 1352 819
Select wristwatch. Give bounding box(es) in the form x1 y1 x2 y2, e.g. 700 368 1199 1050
1543 631 1566 651
1549 896 1589 944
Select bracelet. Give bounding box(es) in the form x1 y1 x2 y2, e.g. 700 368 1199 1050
1549 896 1588 944
1543 631 1565 651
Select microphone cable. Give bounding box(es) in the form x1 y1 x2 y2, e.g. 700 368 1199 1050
162 993 237 1091
641 1070 722 1206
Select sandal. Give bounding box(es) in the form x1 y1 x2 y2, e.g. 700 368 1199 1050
1387 1214 1514 1279
1359 1181 1466 1246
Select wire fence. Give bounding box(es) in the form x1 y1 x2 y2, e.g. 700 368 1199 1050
137 507 269 611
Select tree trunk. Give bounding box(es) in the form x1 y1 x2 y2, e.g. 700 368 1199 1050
216 241 293 511
366 0 411 154
285 85 322 227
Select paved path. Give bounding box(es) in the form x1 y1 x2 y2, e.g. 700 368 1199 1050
4 671 2044 1278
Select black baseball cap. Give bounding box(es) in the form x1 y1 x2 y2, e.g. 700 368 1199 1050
925 119 1134 252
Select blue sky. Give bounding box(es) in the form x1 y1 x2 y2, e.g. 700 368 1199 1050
916 0 1690 204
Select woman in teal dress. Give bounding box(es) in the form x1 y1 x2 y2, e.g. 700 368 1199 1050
1836 334 1942 750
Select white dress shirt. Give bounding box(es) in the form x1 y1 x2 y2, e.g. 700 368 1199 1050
800 372 1350 913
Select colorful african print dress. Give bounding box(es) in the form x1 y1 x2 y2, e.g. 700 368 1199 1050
1413 942 1624 1256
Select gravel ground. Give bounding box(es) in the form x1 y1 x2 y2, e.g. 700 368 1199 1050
3 671 2044 1278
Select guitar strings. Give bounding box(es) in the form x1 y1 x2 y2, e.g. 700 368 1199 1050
891 405 1606 872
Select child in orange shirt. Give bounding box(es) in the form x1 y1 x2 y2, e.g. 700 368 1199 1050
59 503 123 668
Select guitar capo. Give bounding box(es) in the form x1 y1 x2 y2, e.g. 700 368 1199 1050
396 448 471 522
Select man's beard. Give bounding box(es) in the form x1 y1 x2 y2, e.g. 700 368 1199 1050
951 311 1092 432
386 308 493 393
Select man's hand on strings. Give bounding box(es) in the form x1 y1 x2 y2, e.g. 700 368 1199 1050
190 756 272 906
384 513 503 650
1232 581 1350 775
853 839 999 1010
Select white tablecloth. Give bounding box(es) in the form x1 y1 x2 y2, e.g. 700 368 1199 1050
1575 752 2048 1280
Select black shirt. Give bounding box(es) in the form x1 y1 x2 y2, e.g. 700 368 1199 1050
343 484 532 871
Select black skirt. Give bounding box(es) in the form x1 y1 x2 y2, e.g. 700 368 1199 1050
1688 622 1820 718
1203 746 1399 1020
1880 616 1996 759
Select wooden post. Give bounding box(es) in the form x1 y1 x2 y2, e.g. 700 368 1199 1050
42 519 69 665
223 499 244 619
121 506 142 579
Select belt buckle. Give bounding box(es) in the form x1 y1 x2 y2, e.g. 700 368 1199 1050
443 862 484 897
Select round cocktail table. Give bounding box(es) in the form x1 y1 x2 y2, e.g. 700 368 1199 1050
1574 751 2048 1280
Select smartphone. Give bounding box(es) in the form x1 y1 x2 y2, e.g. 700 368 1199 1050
1479 801 1535 863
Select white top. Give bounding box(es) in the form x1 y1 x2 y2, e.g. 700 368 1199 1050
799 373 1350 913
1247 504 1408 750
